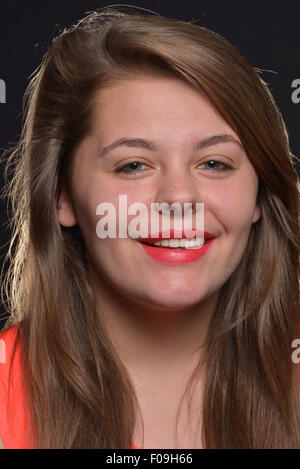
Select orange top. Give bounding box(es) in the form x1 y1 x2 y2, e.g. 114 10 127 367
0 324 138 449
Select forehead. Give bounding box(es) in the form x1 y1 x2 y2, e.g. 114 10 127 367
90 75 236 140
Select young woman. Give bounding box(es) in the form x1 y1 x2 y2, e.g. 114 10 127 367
0 6 299 449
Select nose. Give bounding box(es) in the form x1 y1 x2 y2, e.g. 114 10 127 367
153 167 201 219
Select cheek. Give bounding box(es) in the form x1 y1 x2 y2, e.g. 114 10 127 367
93 182 152 232
73 177 150 244
209 176 258 235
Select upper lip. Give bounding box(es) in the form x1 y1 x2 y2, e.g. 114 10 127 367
135 229 216 244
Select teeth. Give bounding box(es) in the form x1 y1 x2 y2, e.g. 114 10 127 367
152 237 205 249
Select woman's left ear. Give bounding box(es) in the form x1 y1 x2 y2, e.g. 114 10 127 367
56 183 78 227
252 204 261 224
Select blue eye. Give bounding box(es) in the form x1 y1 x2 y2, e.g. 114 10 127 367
115 161 149 174
199 160 232 171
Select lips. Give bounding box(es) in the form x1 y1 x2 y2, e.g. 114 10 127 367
138 237 215 264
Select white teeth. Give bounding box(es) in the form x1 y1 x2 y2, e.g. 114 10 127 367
161 240 169 247
153 237 205 249
169 239 179 247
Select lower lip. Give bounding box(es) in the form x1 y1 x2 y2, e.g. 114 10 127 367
138 239 215 265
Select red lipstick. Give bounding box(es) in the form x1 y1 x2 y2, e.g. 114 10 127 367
136 229 216 265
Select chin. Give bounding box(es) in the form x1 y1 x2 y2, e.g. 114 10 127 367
135 291 206 312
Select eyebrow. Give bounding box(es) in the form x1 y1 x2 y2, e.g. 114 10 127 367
100 133 244 157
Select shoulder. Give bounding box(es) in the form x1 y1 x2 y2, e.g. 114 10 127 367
0 323 21 359
0 322 23 412
0 323 22 389
0 322 31 449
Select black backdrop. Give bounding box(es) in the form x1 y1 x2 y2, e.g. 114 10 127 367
0 0 299 326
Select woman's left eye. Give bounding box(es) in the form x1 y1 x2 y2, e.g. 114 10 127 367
198 160 232 171
115 161 149 174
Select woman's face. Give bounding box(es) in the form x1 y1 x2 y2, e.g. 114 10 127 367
58 75 261 311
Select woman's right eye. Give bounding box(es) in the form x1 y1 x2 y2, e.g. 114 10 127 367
115 161 150 174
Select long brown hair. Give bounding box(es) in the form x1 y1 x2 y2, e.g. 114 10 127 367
1 5 299 448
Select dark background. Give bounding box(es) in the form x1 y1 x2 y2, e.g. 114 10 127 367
0 0 299 327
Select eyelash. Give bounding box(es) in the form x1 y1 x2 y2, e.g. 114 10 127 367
115 159 233 174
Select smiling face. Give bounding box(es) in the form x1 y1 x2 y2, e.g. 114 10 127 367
57 75 261 312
